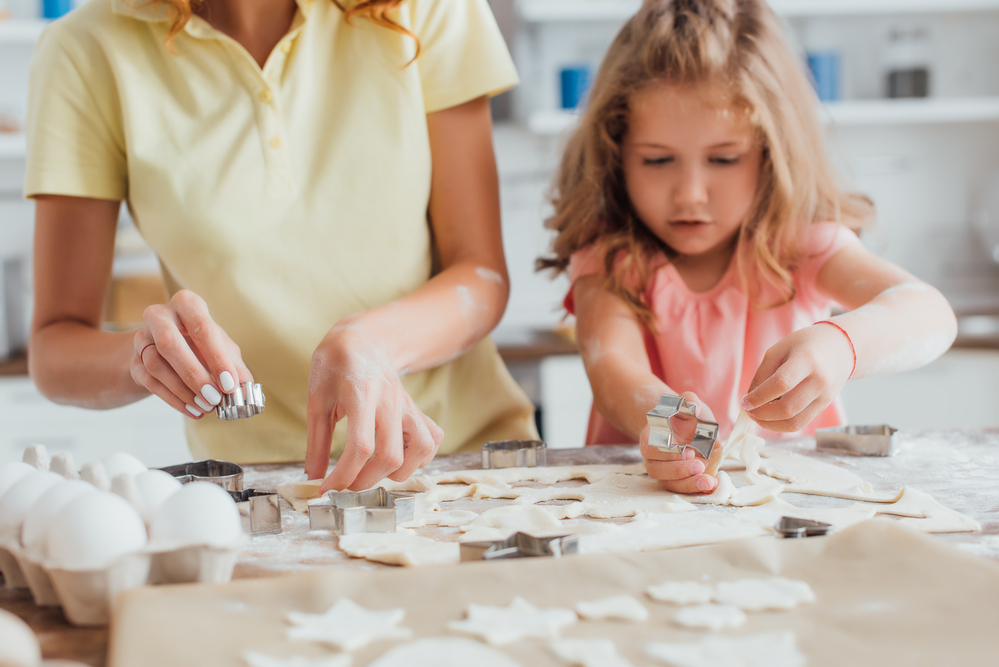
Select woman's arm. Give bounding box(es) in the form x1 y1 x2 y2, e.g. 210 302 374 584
306 96 514 491
743 242 957 431
31 195 251 417
573 275 719 493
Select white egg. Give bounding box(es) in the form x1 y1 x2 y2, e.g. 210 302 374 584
20 480 97 556
0 462 36 499
45 492 147 570
150 482 242 548
131 470 182 524
0 471 65 544
0 608 41 667
101 452 147 478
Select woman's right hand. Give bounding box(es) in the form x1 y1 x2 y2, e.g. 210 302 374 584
641 391 720 494
130 290 252 419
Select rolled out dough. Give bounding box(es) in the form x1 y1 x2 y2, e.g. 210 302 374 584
285 599 412 651
243 651 351 667
646 632 807 667
673 604 747 631
336 533 459 567
549 638 634 667
574 595 649 622
368 638 522 667
646 581 714 606
712 577 815 612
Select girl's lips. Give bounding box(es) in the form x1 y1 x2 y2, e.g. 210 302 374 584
670 220 710 228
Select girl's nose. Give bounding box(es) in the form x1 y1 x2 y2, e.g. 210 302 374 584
673 164 709 208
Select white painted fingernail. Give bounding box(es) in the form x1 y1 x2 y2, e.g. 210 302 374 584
194 396 212 412
185 405 202 417
220 371 236 392
201 384 222 405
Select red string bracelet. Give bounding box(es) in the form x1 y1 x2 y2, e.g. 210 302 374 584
816 320 856 379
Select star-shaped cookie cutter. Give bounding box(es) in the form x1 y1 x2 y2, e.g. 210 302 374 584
775 516 833 539
307 487 415 535
646 394 720 460
460 532 579 562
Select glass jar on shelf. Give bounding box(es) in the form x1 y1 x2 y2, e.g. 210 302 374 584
883 24 932 99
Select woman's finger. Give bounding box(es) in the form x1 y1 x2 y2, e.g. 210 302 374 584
419 414 445 468
645 457 706 481
131 358 204 419
141 346 207 417
386 409 436 482
659 474 718 495
304 393 336 481
144 303 227 408
322 398 377 492
170 291 240 395
349 399 406 491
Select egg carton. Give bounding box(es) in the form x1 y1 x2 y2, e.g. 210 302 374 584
1 536 245 626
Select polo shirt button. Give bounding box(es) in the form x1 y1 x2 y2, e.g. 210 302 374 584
280 41 291 54
270 137 282 149
260 89 273 104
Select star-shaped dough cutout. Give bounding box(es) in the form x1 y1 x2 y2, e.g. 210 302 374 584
447 596 577 646
286 599 413 651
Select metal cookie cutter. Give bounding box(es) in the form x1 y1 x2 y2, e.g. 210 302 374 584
307 488 415 535
776 516 833 539
481 440 547 469
216 382 266 421
228 490 282 536
646 394 720 459
816 425 898 457
460 532 579 562
160 459 244 492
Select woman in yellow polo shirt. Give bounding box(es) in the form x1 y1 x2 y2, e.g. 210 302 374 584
25 0 538 491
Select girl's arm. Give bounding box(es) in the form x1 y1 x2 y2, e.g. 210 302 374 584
306 95 512 491
31 196 251 417
743 242 957 431
573 275 719 494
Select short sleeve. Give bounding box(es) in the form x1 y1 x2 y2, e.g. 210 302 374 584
409 0 519 113
794 222 861 305
24 22 127 201
562 244 606 315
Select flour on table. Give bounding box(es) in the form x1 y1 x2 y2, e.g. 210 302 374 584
646 581 714 605
336 533 459 567
285 599 413 651
447 597 577 646
243 650 351 667
712 577 815 612
646 631 807 667
673 604 747 631
367 638 522 667
549 638 634 667
575 595 649 622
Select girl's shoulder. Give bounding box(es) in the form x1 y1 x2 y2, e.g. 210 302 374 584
801 221 860 261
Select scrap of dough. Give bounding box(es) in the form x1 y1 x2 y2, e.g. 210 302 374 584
549 638 634 667
575 595 649 622
429 464 647 487
704 410 752 477
368 638 523 667
459 505 567 543
286 599 413 651
447 597 577 646
713 577 815 612
646 631 807 667
337 533 459 567
294 479 325 500
885 488 982 533
646 581 714 606
677 471 735 505
673 604 747 632
756 444 901 502
580 510 770 554
243 651 352 667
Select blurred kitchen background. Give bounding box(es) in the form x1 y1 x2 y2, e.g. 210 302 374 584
1 0 998 466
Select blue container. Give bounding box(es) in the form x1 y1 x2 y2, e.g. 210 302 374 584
807 51 841 102
560 65 592 110
43 0 71 19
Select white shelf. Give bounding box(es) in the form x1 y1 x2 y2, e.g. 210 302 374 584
0 133 26 160
516 0 999 23
528 96 999 136
0 19 47 45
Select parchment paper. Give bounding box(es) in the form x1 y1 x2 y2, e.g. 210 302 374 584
109 520 999 666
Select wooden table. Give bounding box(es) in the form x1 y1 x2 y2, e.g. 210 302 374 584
3 428 998 666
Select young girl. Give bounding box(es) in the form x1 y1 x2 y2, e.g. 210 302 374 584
540 0 957 495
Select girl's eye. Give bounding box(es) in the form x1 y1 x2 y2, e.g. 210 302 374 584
709 156 740 165
643 157 674 166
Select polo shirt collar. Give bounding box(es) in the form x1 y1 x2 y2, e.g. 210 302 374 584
112 0 314 25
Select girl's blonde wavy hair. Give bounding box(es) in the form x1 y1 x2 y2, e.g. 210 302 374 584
538 0 873 326
162 0 418 57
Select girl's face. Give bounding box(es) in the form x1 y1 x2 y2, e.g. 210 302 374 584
621 82 763 259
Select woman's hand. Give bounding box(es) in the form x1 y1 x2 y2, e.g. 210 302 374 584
305 326 444 492
742 323 854 432
130 290 252 419
641 392 720 494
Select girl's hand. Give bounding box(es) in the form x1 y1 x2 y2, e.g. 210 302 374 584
742 323 854 432
131 290 252 419
305 327 445 492
641 392 720 494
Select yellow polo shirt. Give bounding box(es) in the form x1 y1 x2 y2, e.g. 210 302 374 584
25 0 538 463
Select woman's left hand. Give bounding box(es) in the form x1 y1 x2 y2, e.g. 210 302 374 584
304 326 444 492
742 323 854 432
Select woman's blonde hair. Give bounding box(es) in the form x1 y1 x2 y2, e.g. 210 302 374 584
161 0 418 57
539 0 873 325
